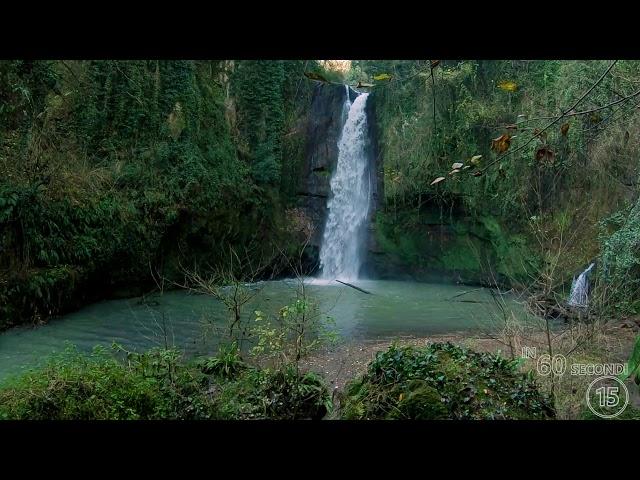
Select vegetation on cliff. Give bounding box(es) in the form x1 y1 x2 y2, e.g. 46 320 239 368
0 60 321 329
356 60 640 311
1 59 640 421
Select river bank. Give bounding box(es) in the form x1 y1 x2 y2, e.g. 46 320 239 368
301 323 640 419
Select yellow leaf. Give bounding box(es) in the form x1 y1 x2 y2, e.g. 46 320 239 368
497 80 518 92
430 177 445 186
399 393 404 401
451 162 464 170
373 73 393 81
470 155 483 166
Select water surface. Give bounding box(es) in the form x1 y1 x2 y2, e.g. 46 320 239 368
0 279 530 382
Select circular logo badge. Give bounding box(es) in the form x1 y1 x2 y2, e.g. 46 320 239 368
585 375 629 419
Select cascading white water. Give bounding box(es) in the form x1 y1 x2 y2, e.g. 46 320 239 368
319 87 371 281
568 263 595 308
341 84 352 121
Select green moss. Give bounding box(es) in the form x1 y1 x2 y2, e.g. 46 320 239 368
438 239 484 273
372 209 539 285
474 216 540 282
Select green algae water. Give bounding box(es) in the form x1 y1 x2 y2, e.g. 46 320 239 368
0 279 531 382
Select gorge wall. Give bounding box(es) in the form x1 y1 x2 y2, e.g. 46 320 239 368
297 82 514 285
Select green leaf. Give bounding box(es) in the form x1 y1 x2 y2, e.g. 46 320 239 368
620 335 640 381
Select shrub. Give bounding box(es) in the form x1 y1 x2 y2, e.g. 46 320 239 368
213 364 332 420
0 345 216 420
195 342 247 380
0 345 331 420
340 342 555 420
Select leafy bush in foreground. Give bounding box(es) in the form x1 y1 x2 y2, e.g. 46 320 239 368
340 342 555 420
213 365 331 420
0 345 331 420
0 345 215 420
195 342 247 380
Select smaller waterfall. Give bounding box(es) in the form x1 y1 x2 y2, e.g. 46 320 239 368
568 263 595 308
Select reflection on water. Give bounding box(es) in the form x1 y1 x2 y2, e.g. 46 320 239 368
0 279 530 382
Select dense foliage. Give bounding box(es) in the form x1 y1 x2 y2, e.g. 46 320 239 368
0 344 331 420
5 59 640 323
0 345 216 420
0 60 318 329
340 342 555 420
360 60 640 300
212 365 331 420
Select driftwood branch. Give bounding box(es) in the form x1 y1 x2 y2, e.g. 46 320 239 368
451 299 490 304
335 279 372 295
449 288 483 300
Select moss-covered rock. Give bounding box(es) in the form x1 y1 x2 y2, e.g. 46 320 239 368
366 208 539 287
340 342 555 420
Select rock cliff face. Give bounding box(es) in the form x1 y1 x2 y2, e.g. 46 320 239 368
360 91 383 278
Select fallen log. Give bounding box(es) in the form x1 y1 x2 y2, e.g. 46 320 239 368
335 279 372 294
451 299 491 304
449 288 483 300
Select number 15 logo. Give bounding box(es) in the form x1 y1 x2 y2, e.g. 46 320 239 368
586 376 629 419
595 386 619 408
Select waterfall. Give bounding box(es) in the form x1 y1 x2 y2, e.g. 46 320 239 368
319 87 371 281
568 263 595 308
341 84 352 120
